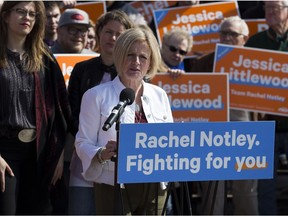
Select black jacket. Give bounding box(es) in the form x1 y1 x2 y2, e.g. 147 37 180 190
68 56 117 136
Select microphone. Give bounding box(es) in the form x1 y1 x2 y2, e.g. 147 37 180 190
102 88 135 131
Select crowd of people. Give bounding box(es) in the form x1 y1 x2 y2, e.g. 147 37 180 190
0 0 287 215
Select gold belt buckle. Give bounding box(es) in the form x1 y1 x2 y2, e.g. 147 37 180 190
18 129 36 143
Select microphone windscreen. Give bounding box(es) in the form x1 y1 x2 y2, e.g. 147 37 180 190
120 88 135 105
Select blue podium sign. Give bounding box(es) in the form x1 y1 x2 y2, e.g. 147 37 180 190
117 121 275 184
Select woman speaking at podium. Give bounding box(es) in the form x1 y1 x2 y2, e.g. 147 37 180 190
75 26 173 215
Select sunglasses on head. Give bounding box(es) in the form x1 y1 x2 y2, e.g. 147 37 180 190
167 45 188 55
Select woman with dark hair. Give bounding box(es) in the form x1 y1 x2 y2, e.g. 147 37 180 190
0 1 71 214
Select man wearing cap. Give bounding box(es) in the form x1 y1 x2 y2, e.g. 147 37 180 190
51 8 95 54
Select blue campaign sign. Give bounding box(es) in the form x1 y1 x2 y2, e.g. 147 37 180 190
117 121 275 184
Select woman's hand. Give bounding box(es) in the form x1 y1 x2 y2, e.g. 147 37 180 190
0 156 14 192
167 68 185 79
60 0 76 9
101 140 117 161
51 150 64 186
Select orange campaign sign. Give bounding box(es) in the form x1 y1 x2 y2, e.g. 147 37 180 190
151 73 229 122
153 1 239 57
244 19 268 37
129 1 178 24
213 44 288 116
54 54 99 87
75 2 106 23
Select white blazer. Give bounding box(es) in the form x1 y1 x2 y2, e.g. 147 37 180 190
75 76 173 186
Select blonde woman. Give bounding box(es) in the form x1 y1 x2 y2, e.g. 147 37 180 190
75 27 173 215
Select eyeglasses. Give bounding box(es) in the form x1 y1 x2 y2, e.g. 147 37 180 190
167 45 188 55
263 5 288 12
66 26 88 36
219 30 244 38
10 8 38 20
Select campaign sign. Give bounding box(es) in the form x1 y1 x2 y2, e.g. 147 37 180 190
129 1 178 24
244 19 268 37
151 73 229 122
117 121 275 184
75 2 106 24
213 44 288 116
153 1 239 57
54 54 99 87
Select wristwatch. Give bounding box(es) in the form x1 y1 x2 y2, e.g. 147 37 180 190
96 147 107 165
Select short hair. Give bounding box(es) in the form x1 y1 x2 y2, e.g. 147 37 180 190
282 0 288 6
89 19 95 27
128 13 147 26
162 27 193 52
44 1 60 11
219 16 249 36
113 27 162 80
95 10 134 52
264 0 288 7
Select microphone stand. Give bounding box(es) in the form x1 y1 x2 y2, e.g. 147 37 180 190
162 182 193 215
112 107 126 214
